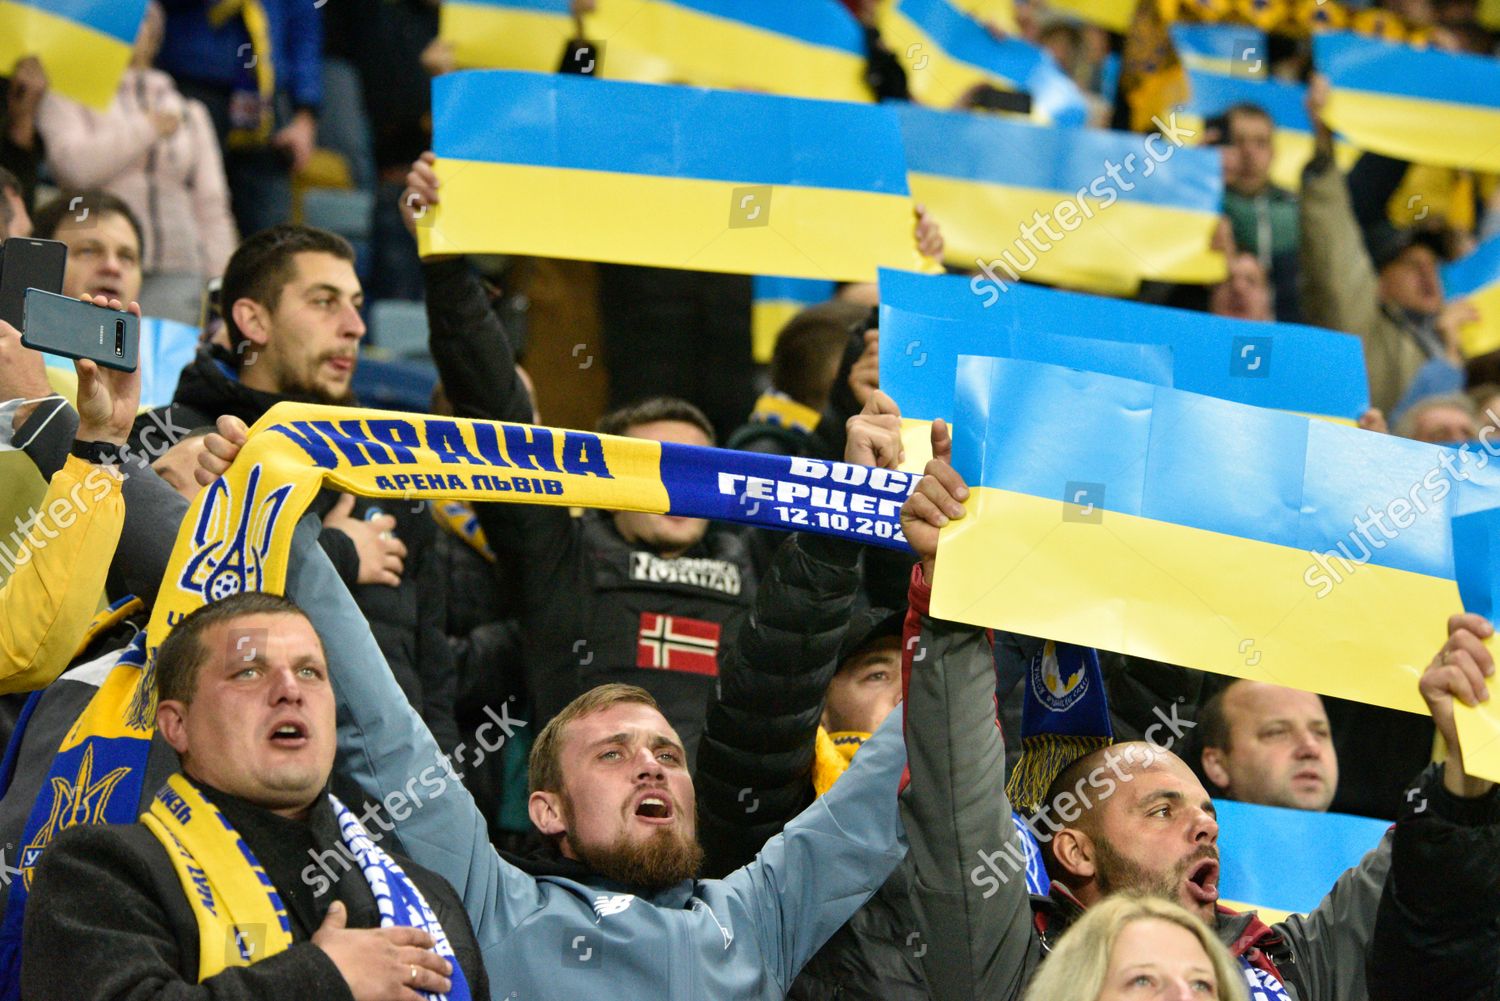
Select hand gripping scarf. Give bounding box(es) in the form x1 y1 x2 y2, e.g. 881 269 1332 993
0 404 918 995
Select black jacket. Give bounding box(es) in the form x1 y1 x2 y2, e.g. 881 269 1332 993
695 530 929 1001
21 779 489 1001
423 258 757 765
139 347 461 751
1367 764 1500 1001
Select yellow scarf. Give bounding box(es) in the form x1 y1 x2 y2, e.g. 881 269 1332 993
812 728 869 798
140 775 294 977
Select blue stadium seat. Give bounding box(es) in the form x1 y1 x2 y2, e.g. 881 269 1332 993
367 298 431 359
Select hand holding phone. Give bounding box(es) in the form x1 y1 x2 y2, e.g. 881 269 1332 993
21 288 140 372
72 296 143 446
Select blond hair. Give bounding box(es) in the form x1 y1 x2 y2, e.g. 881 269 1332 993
528 684 662 795
1022 895 1248 1001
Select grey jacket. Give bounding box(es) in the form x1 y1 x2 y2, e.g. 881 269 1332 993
899 571 1394 1001
283 516 911 1001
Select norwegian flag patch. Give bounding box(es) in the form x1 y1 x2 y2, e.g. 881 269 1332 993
636 613 721 676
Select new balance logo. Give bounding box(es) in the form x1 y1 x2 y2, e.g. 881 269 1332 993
593 894 635 918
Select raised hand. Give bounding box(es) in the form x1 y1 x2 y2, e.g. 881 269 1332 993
844 389 905 469
1423 613 1497 798
898 418 968 584
74 297 143 446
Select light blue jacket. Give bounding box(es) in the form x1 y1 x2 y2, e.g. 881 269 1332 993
285 516 910 1000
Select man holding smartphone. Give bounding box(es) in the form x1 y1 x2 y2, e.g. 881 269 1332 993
0 295 140 691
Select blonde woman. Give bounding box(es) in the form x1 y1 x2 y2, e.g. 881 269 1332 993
1022 895 1249 1001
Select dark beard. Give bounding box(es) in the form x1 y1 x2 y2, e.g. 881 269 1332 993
561 793 704 892
1093 839 1212 903
567 827 704 892
273 354 356 406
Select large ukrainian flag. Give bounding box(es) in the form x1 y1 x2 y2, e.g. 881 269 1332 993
419 70 926 281
878 0 1089 125
1445 232 1500 359
1315 32 1500 174
0 0 145 108
877 269 1369 426
898 103 1224 292
931 354 1500 784
439 0 872 103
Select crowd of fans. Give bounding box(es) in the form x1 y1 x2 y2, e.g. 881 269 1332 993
1 0 1499 999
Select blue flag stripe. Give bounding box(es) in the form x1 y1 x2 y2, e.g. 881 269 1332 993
1316 31 1500 107
433 70 910 194
898 103 1222 214
951 354 1492 580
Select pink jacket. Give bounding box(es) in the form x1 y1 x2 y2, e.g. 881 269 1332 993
37 68 238 278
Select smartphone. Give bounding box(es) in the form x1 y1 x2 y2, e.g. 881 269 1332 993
0 237 67 328
969 85 1033 116
21 288 139 372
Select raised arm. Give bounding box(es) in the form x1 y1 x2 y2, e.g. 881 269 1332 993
281 511 540 973
1364 614 1500 1001
697 394 905 875
721 702 908 994
897 422 1040 1001
1297 75 1380 341
403 153 575 565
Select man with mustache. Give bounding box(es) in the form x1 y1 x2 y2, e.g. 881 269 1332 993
143 224 458 752
895 423 1500 1001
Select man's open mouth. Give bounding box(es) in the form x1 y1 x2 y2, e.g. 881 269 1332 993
268 720 308 747
633 792 674 822
1185 858 1219 905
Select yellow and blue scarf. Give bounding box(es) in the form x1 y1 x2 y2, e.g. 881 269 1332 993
0 404 918 994
141 774 469 997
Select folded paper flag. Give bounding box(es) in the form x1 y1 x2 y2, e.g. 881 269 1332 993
931 354 1500 784
1044 0 1138 32
898 103 1223 291
439 0 872 103
419 70 926 282
879 0 1089 125
1315 32 1500 173
0 0 146 108
1172 24 1267 78
1214 800 1389 916
1444 232 1500 359
877 269 1369 425
1172 24 1349 192
1447 485 1500 773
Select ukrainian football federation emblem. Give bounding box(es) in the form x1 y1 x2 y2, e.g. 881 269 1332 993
21 744 132 889
179 464 292 602
1030 640 1089 713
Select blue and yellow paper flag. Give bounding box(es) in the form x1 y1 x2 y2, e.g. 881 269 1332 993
930 354 1500 784
898 104 1223 291
0 0 146 109
1214 800 1389 917
877 269 1369 426
1315 32 1500 174
1046 0 1139 32
878 0 1089 125
1171 23 1266 78
751 275 838 365
439 0 873 103
419 70 927 281
1173 24 1360 191
1443 232 1500 359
